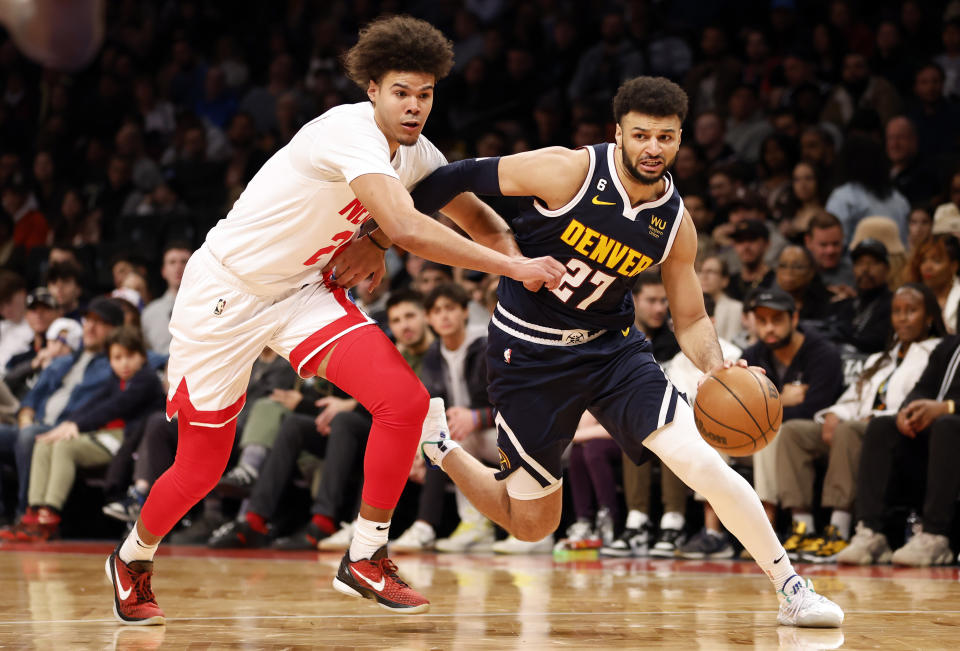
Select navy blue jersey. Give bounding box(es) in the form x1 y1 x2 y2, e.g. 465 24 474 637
497 143 685 333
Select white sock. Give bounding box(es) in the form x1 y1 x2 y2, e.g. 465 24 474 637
660 511 685 531
793 512 814 532
705 527 723 538
625 510 649 530
642 405 799 594
830 510 851 540
349 515 390 562
119 526 158 564
423 438 461 470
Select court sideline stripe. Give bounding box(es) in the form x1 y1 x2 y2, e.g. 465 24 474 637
3 609 960 626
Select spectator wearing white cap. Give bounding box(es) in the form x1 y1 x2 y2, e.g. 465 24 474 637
3 318 83 400
931 202 960 239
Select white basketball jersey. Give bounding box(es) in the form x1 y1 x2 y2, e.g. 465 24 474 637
205 102 447 294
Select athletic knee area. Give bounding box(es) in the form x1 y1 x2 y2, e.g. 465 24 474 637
169 421 236 498
371 379 429 431
511 511 560 542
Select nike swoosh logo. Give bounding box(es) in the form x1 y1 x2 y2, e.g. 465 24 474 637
375 525 389 531
113 560 133 601
773 554 785 564
591 195 616 206
621 328 630 337
351 567 385 591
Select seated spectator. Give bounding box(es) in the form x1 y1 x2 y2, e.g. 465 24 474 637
822 239 894 355
392 283 502 553
906 207 933 256
776 283 946 564
102 411 175 524
886 116 939 207
932 202 960 240
725 220 776 302
4 328 162 541
776 161 828 242
740 287 844 536
903 233 960 333
837 333 960 567
805 212 854 298
826 135 910 247
631 271 680 361
2 176 49 253
0 297 122 525
821 53 902 129
697 256 744 344
141 242 192 354
0 271 32 375
5 313 80 400
849 215 909 288
45 261 86 322
775 245 833 323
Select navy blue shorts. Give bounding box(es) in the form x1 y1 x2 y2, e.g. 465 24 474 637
486 322 684 490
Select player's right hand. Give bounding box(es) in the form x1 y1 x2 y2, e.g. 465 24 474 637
510 256 565 292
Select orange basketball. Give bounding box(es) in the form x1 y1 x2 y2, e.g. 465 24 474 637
693 366 782 456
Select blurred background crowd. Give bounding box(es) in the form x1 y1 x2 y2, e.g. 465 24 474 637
1 0 960 567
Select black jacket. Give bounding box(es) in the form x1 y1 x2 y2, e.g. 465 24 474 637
64 365 164 432
742 325 844 421
419 335 490 409
903 335 960 404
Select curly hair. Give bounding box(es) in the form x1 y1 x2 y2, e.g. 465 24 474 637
612 76 688 124
342 15 454 88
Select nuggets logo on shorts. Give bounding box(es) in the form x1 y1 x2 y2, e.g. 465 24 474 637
498 447 511 471
214 298 226 316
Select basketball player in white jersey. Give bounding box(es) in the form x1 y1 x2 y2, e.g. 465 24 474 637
105 15 565 623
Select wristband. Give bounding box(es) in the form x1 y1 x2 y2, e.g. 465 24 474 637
367 231 389 251
949 399 956 415
472 410 480 428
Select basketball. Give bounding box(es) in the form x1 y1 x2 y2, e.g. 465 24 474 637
693 366 782 456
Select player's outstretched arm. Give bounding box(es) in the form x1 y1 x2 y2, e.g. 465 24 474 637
661 210 724 374
349 173 565 288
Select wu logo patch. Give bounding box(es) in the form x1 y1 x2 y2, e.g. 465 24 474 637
214 298 226 316
503 348 512 364
648 215 667 238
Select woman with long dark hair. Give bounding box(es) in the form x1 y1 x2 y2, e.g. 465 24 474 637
904 233 960 333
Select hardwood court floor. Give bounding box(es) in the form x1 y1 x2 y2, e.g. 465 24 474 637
1 541 958 649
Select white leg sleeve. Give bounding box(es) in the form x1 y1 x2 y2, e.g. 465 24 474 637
643 402 785 565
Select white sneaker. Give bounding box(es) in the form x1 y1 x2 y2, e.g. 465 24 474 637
317 521 355 551
492 534 554 554
891 531 953 567
435 520 495 553
777 577 844 628
834 522 891 565
391 521 436 553
419 397 453 468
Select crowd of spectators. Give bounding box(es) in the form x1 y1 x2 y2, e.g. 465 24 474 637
2 0 960 565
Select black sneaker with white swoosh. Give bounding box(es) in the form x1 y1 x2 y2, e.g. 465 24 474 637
332 545 429 613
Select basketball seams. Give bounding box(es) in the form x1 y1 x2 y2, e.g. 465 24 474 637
709 373 767 438
746 369 775 432
693 398 758 452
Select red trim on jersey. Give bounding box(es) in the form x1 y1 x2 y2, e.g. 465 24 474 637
288 287 372 377
166 378 246 425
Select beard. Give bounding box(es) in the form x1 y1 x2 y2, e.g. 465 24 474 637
762 331 793 351
621 147 677 186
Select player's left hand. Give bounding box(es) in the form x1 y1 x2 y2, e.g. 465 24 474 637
321 235 386 289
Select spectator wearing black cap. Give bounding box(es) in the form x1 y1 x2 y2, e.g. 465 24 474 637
822 239 894 355
741 287 844 525
0 296 124 523
4 288 61 374
725 219 776 302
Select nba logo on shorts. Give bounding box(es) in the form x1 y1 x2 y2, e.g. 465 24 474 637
214 298 226 316
503 348 512 364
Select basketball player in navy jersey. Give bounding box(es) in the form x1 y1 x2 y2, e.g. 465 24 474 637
407 76 843 627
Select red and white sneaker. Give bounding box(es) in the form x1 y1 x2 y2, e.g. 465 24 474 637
105 544 165 625
332 545 430 614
